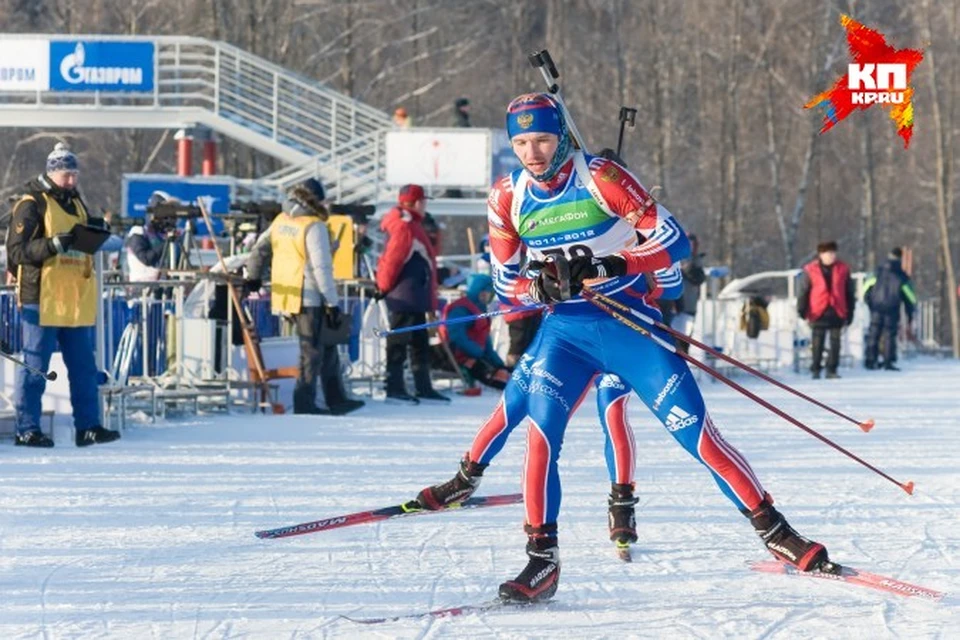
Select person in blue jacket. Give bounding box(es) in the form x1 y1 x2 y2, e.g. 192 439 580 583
438 273 511 389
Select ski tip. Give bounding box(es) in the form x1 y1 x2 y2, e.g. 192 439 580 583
859 418 875 432
902 481 915 495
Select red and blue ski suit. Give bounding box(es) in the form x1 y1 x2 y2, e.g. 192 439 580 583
476 151 767 533
466 258 684 487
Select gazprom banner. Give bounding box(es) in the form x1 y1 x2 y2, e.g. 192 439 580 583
0 40 50 91
50 40 154 92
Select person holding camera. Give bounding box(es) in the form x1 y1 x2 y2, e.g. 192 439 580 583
246 178 363 416
125 191 176 284
5 142 120 447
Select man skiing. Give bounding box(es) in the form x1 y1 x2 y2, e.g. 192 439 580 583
416 93 831 603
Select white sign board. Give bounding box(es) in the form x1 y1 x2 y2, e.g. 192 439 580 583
385 129 491 188
0 40 50 91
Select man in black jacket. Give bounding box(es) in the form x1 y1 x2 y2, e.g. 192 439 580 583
862 248 917 370
5 143 120 447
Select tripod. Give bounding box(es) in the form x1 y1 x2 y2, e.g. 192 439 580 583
157 216 203 272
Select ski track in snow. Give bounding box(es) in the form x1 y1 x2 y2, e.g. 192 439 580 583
1 359 958 638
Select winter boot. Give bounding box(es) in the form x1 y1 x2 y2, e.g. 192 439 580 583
414 367 450 403
499 527 561 603
76 426 121 447
608 483 639 544
416 455 487 510
329 399 365 415
294 405 332 415
15 430 54 448
747 501 831 572
416 388 451 404
385 390 419 405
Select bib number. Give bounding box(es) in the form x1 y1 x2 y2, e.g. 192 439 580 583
540 244 593 260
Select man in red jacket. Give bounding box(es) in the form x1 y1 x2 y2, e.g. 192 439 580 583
376 184 448 404
796 241 855 379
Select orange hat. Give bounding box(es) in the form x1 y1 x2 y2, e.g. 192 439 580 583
394 107 408 118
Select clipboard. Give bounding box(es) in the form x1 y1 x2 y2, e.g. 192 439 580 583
71 224 112 254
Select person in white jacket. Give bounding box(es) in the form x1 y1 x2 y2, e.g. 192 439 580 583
246 179 363 415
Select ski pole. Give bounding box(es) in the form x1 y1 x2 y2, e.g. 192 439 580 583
0 350 57 381
585 287 875 432
373 303 546 338
581 286 914 496
616 107 637 157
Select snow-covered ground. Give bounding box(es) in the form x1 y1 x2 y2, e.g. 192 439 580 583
2 359 958 639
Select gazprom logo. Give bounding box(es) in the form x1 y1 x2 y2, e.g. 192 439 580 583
50 40 154 92
59 43 143 86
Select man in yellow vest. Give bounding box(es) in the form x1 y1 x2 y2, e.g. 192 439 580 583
5 143 120 448
245 178 363 415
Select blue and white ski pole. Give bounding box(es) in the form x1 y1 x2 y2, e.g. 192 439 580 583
372 303 546 337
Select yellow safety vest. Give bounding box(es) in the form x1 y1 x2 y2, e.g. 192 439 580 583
25 193 97 327
269 212 320 315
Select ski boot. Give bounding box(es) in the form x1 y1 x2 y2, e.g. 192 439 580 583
499 525 560 603
608 483 638 561
416 455 487 510
747 501 835 572
608 483 639 544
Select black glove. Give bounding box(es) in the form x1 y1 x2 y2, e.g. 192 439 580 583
567 255 627 294
244 278 262 295
324 305 343 330
530 255 572 303
51 231 76 254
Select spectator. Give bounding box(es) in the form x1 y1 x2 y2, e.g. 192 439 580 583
452 97 471 127
246 178 363 415
796 241 855 379
438 274 511 390
376 184 448 405
862 247 917 371
671 233 706 354
392 107 412 128
5 142 120 447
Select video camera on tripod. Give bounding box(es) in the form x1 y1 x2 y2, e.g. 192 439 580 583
147 201 203 235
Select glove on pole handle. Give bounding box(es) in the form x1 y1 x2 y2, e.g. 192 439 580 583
0 350 57 380
587 286 874 432
528 49 587 150
581 286 913 496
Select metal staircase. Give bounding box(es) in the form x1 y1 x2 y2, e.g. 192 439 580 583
0 34 391 202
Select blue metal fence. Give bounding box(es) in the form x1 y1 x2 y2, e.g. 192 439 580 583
0 288 365 372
